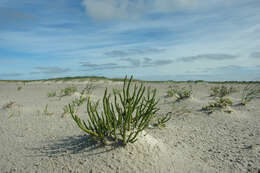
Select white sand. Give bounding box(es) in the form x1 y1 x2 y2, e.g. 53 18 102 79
0 80 259 172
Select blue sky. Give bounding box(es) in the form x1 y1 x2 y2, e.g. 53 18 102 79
0 0 260 81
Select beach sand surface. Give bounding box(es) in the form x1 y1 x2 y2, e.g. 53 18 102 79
0 80 259 172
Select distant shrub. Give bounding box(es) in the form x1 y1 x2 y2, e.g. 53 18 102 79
69 76 169 146
240 84 260 105
210 85 236 97
167 85 192 100
201 97 232 114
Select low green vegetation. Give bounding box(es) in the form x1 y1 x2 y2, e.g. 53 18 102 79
69 76 171 146
240 84 260 105
59 86 77 97
47 91 56 97
167 85 192 100
201 97 233 114
17 86 22 91
209 85 236 97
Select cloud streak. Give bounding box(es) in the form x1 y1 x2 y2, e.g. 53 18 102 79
142 58 174 67
80 57 173 71
104 48 165 57
82 0 248 20
33 67 70 74
250 52 260 58
178 54 237 62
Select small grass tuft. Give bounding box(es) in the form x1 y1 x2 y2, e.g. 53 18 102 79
201 97 232 114
47 91 56 97
59 86 77 98
43 104 53 116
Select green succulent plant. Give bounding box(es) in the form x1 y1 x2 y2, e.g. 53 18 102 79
69 76 162 145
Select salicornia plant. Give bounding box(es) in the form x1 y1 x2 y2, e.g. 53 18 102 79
69 76 161 146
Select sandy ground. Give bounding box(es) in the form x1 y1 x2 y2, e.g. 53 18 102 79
0 80 259 173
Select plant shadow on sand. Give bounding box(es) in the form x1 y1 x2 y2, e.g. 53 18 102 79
30 134 120 158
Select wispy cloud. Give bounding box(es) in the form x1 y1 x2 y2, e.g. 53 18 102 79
80 57 173 71
120 58 141 67
250 52 260 58
81 0 234 20
32 67 70 74
142 58 174 67
0 72 23 79
178 54 237 62
104 48 165 57
80 62 128 71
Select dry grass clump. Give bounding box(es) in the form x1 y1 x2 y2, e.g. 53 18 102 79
210 85 236 97
201 97 232 114
240 84 260 105
69 76 170 146
167 85 192 100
